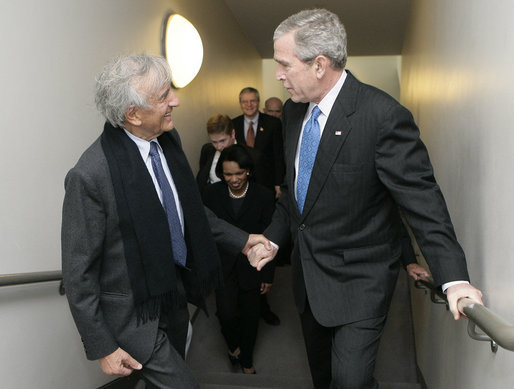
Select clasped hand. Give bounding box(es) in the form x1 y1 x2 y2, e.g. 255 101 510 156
242 234 278 271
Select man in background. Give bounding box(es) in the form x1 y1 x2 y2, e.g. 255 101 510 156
233 87 285 199
264 97 283 120
196 114 237 194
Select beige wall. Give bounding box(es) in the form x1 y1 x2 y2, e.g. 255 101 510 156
402 1 514 388
0 0 261 387
262 55 402 107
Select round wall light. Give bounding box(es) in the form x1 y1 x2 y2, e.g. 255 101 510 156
161 12 204 88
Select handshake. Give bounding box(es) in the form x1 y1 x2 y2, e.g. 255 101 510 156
242 234 278 271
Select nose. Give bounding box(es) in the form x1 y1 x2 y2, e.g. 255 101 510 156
214 143 224 151
168 91 180 107
276 66 285 81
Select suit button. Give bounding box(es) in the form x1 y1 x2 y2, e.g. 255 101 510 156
298 224 306 231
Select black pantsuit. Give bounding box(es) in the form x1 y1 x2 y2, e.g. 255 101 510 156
203 181 275 369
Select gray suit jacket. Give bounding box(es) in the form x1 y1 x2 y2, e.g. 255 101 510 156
62 132 247 363
265 72 469 327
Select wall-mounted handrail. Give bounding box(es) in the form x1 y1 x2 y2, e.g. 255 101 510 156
0 270 64 295
415 278 514 353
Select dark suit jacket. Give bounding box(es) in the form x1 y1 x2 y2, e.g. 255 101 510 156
233 112 285 190
202 181 275 289
265 72 469 327
196 142 217 193
62 129 247 364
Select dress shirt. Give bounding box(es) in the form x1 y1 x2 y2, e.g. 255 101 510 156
124 129 185 232
208 150 221 184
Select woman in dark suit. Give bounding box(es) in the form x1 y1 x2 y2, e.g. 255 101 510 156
202 144 275 375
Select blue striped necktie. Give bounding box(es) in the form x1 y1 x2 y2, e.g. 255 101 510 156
149 142 187 267
296 106 322 214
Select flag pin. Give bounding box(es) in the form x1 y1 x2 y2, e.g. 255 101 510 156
335 130 342 136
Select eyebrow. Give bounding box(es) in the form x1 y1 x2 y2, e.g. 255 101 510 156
274 57 288 66
158 87 170 101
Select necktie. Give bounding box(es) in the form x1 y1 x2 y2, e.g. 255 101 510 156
296 106 322 214
246 120 255 147
149 142 187 267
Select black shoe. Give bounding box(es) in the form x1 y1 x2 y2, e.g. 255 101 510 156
228 352 240 365
261 310 280 326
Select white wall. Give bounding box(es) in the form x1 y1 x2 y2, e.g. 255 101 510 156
402 1 514 388
0 0 261 387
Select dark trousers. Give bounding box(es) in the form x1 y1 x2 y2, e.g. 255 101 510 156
300 300 386 389
140 266 198 389
215 275 260 369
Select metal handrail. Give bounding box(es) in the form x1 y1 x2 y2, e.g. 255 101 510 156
415 278 514 353
0 270 65 295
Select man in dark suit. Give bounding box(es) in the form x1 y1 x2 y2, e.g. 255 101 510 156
247 9 484 389
196 114 237 194
232 87 285 199
264 97 283 120
62 54 268 388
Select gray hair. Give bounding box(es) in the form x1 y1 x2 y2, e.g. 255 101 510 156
239 87 260 102
95 54 172 127
273 9 347 70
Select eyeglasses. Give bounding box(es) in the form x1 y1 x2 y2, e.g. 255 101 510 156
240 99 258 105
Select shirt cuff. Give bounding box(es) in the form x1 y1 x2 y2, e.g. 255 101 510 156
442 280 469 293
270 241 279 250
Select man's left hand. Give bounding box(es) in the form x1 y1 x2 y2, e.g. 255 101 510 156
446 283 483 320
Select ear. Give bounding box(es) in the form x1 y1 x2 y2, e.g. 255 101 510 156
314 55 329 79
124 105 142 126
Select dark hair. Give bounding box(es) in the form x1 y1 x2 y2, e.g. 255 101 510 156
215 144 254 180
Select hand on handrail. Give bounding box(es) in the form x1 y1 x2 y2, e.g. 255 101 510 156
405 263 431 281
446 283 483 320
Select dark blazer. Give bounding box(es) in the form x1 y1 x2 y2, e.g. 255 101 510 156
265 72 469 327
62 129 247 364
202 181 275 288
196 142 217 193
196 142 268 194
233 112 285 190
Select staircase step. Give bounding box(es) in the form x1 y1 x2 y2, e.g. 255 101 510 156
380 382 422 389
195 371 313 389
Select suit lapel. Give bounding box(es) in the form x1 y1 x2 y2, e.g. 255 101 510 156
234 116 246 145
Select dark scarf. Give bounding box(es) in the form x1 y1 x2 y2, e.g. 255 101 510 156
100 122 221 323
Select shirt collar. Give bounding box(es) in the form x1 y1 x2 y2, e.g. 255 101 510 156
307 70 347 118
123 128 160 160
245 112 259 124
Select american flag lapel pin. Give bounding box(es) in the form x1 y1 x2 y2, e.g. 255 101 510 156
335 130 343 136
